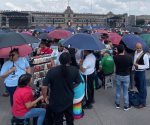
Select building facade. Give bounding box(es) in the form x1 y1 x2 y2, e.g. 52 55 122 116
0 6 128 29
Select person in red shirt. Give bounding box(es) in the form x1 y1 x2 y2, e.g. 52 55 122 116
12 73 46 125
37 41 53 55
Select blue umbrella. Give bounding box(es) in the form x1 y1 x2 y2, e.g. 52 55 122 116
38 33 48 39
82 26 92 30
92 32 101 39
65 28 76 33
34 26 43 33
122 34 148 51
63 33 105 50
44 26 55 33
0 30 6 34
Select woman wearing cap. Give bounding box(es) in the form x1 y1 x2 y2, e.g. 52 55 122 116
0 48 31 106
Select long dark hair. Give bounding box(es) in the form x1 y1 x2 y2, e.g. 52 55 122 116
59 52 71 78
18 73 32 87
9 48 19 55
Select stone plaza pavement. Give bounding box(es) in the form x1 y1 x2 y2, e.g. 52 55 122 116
0 71 150 125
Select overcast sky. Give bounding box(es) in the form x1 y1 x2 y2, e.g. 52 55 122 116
0 0 149 15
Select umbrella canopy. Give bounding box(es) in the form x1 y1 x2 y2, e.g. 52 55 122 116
92 32 101 39
140 34 150 47
21 31 32 36
0 32 40 49
82 26 92 30
108 32 122 45
63 33 105 51
34 26 43 33
48 29 72 39
44 26 55 33
96 29 108 34
65 28 76 33
126 26 143 34
122 34 148 51
38 33 48 39
0 30 6 34
0 44 32 58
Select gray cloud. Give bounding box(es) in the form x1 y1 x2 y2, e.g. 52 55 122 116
0 0 150 15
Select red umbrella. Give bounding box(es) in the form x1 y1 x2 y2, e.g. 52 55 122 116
0 44 32 58
108 32 122 45
96 29 108 34
48 29 72 39
21 31 32 36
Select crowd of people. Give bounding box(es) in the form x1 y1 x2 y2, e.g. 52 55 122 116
0 29 150 125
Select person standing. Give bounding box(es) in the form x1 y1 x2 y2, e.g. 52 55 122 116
133 43 149 108
41 52 81 125
37 41 53 55
0 48 31 106
113 45 133 111
80 50 96 109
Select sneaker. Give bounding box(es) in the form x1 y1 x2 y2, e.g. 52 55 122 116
124 105 131 111
115 103 120 109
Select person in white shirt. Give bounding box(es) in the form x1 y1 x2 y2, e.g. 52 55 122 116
133 43 149 108
80 50 96 109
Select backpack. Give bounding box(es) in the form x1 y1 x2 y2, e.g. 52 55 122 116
129 91 140 106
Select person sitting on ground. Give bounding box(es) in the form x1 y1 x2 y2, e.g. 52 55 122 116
12 73 46 125
97 50 114 84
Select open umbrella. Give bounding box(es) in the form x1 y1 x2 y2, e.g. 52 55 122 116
63 33 105 50
96 29 108 34
140 34 150 47
108 32 122 45
0 32 40 49
65 28 76 33
44 26 55 33
122 34 148 51
38 33 48 40
21 31 32 36
48 29 72 39
0 44 32 58
0 30 6 34
92 32 101 39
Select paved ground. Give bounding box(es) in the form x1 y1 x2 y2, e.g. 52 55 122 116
0 71 150 125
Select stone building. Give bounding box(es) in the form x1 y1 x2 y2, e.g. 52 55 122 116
136 15 150 25
0 6 128 29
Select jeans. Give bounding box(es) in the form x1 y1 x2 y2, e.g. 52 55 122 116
19 108 46 125
5 86 17 106
134 71 147 106
115 75 130 107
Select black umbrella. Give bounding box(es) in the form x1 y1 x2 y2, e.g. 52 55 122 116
0 32 40 49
